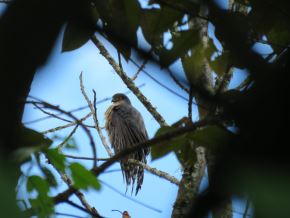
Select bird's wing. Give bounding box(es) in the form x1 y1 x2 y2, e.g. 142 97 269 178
109 104 148 152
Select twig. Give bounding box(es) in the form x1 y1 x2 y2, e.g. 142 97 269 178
168 69 190 93
188 87 193 121
131 59 148 81
24 85 145 125
91 35 167 126
79 72 114 157
57 124 79 150
243 199 250 218
128 159 180 185
41 112 92 134
65 200 102 218
63 154 108 161
48 155 101 218
100 180 162 213
30 99 97 169
129 57 197 105
32 102 72 123
55 212 87 218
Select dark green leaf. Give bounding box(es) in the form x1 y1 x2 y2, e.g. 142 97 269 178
140 7 183 49
95 0 141 60
188 125 232 150
29 195 54 218
151 126 178 160
62 7 98 52
182 42 205 84
210 51 230 77
19 126 52 148
27 176 49 194
45 148 66 173
70 163 101 190
160 29 200 66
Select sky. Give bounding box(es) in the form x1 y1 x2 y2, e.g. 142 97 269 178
0 1 252 218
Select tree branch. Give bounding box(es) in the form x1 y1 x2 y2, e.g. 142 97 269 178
91 35 167 126
40 112 92 134
79 72 114 156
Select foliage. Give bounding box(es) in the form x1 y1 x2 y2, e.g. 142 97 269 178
1 0 290 217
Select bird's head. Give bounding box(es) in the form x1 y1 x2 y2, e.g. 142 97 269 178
111 93 131 104
122 211 131 218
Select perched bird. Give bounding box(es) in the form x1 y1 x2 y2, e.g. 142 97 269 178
122 211 131 218
105 93 149 195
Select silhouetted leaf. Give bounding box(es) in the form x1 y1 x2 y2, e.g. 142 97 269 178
151 126 186 160
140 6 183 51
210 51 230 77
62 7 98 52
182 42 205 84
70 163 101 190
160 29 200 66
188 125 232 150
13 127 52 163
95 0 141 60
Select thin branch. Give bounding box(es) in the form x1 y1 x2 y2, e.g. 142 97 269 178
32 102 72 123
65 200 103 218
91 35 167 126
128 159 180 185
47 155 101 218
129 57 197 105
63 154 108 161
131 58 148 81
168 69 190 93
24 85 145 125
188 87 193 121
30 99 97 169
100 180 162 213
41 112 92 134
55 212 87 218
243 199 250 218
79 72 114 157
57 124 79 150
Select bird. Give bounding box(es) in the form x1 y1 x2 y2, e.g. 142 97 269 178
105 93 149 195
122 211 131 218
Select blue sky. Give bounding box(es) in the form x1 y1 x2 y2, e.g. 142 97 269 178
1 1 251 217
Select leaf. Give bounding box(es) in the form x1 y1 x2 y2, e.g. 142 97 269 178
41 167 58 187
14 127 52 163
188 125 232 150
210 51 230 77
29 195 54 218
45 148 66 173
140 7 183 49
160 29 200 66
181 42 205 84
20 126 52 148
62 7 99 52
27 176 49 194
151 126 180 160
70 163 101 190
95 0 141 60
151 118 190 161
